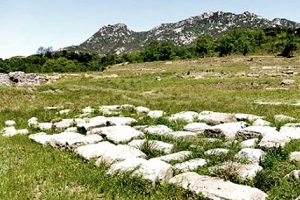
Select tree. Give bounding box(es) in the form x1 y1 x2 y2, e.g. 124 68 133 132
158 42 176 60
217 35 234 57
195 35 214 57
36 46 53 55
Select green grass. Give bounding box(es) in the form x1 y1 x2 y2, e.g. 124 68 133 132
1 56 300 199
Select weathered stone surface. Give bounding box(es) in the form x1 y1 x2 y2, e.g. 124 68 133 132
290 152 300 162
281 79 295 85
274 114 296 122
135 106 150 114
147 110 164 118
168 111 199 123
107 157 173 184
65 127 78 132
173 158 207 172
258 134 290 149
66 134 103 148
165 131 197 138
5 120 16 127
279 127 300 140
210 161 263 180
28 117 38 127
2 127 17 137
236 148 265 164
287 170 300 179
95 145 146 166
77 116 107 132
75 141 116 160
198 111 237 125
53 119 74 130
37 122 53 131
252 119 271 126
151 151 191 163
49 132 84 148
29 132 54 145
105 117 137 126
89 126 144 143
237 126 277 139
283 123 300 128
1 71 47 86
205 148 229 156
144 125 173 135
241 138 258 148
234 113 263 122
169 172 268 200
183 122 210 133
204 122 246 139
128 139 173 154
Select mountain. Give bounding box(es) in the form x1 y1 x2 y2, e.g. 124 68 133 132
62 11 300 55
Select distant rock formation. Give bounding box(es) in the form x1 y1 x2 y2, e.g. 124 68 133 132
0 71 47 86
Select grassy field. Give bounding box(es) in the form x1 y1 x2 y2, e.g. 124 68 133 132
1 56 300 199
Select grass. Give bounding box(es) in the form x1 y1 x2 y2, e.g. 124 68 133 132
1 55 300 199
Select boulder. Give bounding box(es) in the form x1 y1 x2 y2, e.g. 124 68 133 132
169 172 268 200
168 111 199 123
75 141 116 160
95 145 146 166
173 158 207 172
236 148 265 164
128 139 173 154
107 157 173 184
204 122 246 139
183 122 210 133
147 110 164 118
258 134 290 149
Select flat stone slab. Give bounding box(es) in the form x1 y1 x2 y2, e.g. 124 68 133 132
236 148 266 164
105 117 137 126
279 127 300 140
5 120 16 127
75 141 116 160
205 148 229 156
143 125 173 135
173 158 207 172
49 132 85 148
237 126 278 139
66 134 103 148
252 119 271 126
135 106 150 114
169 172 268 200
151 151 192 163
95 145 146 166
210 161 263 180
128 139 174 154
258 134 290 149
77 116 107 132
2 127 17 137
88 126 144 143
204 122 246 139
165 131 197 138
28 117 38 127
147 110 164 118
241 138 258 148
53 119 74 130
168 111 199 123
29 132 54 145
234 113 263 122
38 122 53 131
183 122 210 133
198 111 237 125
107 157 173 184
290 152 300 162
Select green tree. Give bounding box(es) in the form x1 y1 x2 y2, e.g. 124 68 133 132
195 35 214 57
216 35 234 57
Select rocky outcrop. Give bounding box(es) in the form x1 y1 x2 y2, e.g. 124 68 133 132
0 71 47 86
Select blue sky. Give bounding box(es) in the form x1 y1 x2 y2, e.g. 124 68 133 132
1 0 299 59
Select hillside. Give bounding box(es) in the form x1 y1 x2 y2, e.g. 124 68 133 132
62 11 300 55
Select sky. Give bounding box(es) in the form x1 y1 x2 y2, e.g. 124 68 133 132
1 0 299 59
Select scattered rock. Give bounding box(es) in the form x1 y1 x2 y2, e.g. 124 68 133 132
252 119 271 126
95 145 146 166
49 132 85 148
57 109 71 115
169 172 268 200
66 134 103 148
165 131 197 138
53 119 74 131
135 106 150 114
29 132 54 145
5 120 16 127
173 158 207 172
37 122 53 131
2 127 17 137
151 151 191 163
234 113 263 122
258 133 290 149
198 111 237 125
144 125 173 135
28 117 38 127
75 141 116 160
183 122 210 133
105 117 137 126
107 158 173 184
204 122 246 139
205 148 229 156
168 111 198 123
236 148 265 164
290 152 300 162
237 126 277 139
281 79 295 85
240 138 258 148
147 110 164 118
128 139 174 154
